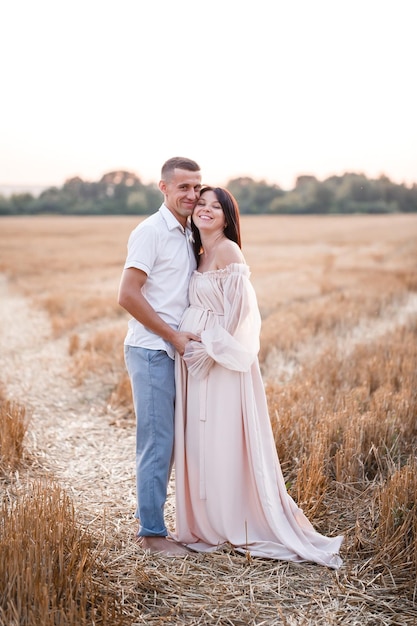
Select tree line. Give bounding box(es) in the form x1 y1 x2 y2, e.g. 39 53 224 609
1 170 416 216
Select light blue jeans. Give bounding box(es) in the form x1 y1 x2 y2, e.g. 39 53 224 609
124 346 175 537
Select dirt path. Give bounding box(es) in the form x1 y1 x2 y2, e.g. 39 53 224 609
0 274 143 534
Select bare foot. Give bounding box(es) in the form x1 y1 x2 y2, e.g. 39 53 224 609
137 535 189 556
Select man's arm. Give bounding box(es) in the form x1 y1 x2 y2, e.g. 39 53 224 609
118 267 199 356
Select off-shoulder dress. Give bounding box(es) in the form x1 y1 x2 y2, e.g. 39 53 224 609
174 263 343 568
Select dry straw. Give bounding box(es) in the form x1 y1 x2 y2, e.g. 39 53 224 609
1 214 417 624
0 480 128 626
0 399 28 474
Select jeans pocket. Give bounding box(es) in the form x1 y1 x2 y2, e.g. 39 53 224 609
148 349 167 364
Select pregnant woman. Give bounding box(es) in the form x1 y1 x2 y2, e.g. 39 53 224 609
173 185 343 569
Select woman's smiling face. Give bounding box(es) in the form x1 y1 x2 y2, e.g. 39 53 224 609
192 190 226 233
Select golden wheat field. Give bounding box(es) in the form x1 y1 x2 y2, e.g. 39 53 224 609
0 214 416 626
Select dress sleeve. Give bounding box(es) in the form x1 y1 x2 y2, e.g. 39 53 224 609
183 264 261 379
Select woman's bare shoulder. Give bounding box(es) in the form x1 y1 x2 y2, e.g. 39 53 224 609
216 239 245 269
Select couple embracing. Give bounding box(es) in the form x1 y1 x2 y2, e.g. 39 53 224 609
118 157 343 568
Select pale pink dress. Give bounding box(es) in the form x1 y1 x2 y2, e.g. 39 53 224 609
174 263 343 569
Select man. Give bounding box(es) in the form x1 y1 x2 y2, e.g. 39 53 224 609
118 157 201 555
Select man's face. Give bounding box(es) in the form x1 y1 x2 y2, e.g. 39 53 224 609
159 168 202 226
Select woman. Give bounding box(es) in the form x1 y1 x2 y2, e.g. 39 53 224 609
174 186 343 568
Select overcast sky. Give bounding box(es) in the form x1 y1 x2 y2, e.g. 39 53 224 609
1 0 416 190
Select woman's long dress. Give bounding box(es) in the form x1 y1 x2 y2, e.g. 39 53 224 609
174 263 343 569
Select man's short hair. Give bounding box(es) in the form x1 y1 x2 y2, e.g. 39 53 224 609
161 157 200 181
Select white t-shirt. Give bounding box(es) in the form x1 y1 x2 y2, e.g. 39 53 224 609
123 204 197 358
